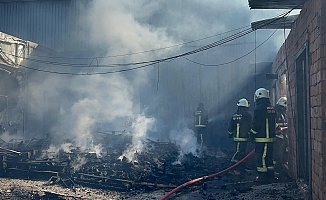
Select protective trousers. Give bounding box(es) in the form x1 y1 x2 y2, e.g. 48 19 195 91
231 141 247 171
195 127 206 146
255 142 274 180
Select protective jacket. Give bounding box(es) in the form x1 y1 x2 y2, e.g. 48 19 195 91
250 98 276 176
228 107 252 142
275 104 287 127
195 106 208 128
250 98 276 143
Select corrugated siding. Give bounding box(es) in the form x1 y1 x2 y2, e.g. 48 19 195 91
0 0 89 52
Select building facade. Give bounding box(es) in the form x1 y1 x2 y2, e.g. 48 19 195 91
271 0 326 199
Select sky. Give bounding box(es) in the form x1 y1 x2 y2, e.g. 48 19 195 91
0 0 300 162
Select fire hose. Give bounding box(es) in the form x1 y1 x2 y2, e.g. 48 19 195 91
160 149 255 200
160 127 287 200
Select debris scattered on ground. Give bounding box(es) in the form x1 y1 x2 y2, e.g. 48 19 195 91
0 135 305 199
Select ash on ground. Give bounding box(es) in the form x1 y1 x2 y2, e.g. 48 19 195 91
0 134 305 199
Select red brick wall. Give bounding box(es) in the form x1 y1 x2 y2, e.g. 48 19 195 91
271 0 326 199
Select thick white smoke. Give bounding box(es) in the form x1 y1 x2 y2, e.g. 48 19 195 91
169 127 200 164
119 114 156 162
23 0 178 161
13 0 301 166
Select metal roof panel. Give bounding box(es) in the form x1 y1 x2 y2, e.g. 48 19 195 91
248 0 307 9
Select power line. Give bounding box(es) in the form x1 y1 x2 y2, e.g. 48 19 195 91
28 25 251 60
16 61 160 75
1 10 291 68
2 9 295 75
183 29 277 66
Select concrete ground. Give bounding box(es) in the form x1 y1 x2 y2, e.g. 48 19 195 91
0 175 306 200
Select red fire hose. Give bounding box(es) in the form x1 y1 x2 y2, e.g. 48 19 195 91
160 149 255 200
160 127 288 199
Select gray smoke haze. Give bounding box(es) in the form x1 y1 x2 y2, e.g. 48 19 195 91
1 0 300 163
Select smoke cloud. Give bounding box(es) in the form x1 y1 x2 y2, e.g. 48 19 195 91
0 0 301 165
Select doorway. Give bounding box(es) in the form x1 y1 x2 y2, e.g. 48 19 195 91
294 42 311 185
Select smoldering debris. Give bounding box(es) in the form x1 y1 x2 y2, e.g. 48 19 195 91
0 130 306 200
0 132 231 193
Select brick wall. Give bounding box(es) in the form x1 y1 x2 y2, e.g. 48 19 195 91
271 0 326 199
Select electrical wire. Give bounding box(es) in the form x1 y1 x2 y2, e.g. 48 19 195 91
28 25 252 60
1 9 291 69
1 9 295 75
15 61 160 75
183 29 277 66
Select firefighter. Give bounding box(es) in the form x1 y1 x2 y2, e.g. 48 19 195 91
249 88 277 183
274 97 288 172
194 103 208 147
228 98 252 175
275 97 287 127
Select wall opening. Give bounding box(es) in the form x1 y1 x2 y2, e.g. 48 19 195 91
294 42 311 185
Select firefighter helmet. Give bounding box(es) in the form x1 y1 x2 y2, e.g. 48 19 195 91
254 88 269 102
276 97 287 107
237 98 250 107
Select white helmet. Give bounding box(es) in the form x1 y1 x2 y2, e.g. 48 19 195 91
237 98 250 107
277 97 287 107
254 88 269 102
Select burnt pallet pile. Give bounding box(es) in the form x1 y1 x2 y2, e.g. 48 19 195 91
0 137 231 192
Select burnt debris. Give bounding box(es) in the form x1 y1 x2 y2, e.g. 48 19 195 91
0 133 232 193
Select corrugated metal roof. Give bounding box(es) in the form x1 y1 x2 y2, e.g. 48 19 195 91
248 0 307 9
0 0 90 52
251 14 299 30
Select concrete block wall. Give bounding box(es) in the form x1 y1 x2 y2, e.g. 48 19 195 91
271 0 326 199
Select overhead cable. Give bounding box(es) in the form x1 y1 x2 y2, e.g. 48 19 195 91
3 9 295 75
2 10 291 68
183 29 277 66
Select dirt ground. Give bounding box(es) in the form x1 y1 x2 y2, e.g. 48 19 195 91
0 176 306 200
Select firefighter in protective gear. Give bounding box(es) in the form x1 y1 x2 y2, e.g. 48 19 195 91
275 97 287 127
228 98 252 175
194 103 208 146
249 88 277 182
274 97 288 172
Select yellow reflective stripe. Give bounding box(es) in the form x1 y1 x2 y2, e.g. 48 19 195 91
199 116 202 125
250 129 258 134
277 122 287 127
231 142 240 162
228 131 233 135
267 166 274 170
258 143 268 172
236 123 240 138
234 138 249 142
257 167 268 172
254 138 276 142
276 135 284 139
266 118 269 138
195 125 206 127
262 143 267 170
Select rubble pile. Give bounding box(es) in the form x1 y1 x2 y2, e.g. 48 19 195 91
0 134 233 193
0 134 307 199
